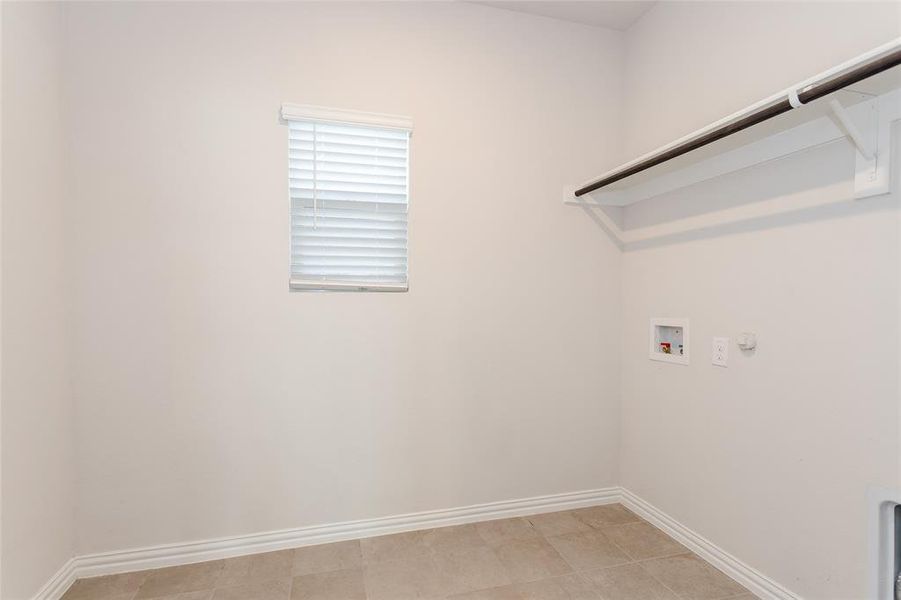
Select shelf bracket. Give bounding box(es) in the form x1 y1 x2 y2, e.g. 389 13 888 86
827 94 895 199
828 98 874 160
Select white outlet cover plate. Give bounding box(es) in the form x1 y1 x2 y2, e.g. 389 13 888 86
712 337 729 367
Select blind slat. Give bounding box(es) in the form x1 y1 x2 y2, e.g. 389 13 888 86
291 208 407 222
289 140 407 159
294 250 407 258
290 189 408 205
289 150 407 168
290 131 408 150
289 179 408 195
290 167 407 183
292 240 407 250
290 265 408 275
292 220 408 233
290 121 408 140
292 259 408 268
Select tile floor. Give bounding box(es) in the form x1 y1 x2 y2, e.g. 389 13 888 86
61 504 757 600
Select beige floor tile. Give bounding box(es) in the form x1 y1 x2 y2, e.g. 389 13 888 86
446 585 523 600
582 563 678 600
135 561 224 599
546 531 631 571
71 510 756 600
293 540 362 576
640 554 748 600
291 568 366 600
62 572 147 600
212 578 291 600
514 573 600 599
217 550 293 587
601 522 686 560
433 545 513 595
360 530 428 564
421 523 486 552
140 593 213 600
447 575 598 600
571 505 641 529
494 538 571 583
363 555 451 600
475 518 540 547
526 512 593 537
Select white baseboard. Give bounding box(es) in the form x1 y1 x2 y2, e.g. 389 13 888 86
35 486 799 600
37 487 619 599
619 488 801 600
30 559 76 600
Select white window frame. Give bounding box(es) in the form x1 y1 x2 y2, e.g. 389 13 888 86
281 103 413 292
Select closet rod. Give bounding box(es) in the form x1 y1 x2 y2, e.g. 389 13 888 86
574 46 901 197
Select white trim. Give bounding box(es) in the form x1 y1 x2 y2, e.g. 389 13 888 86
565 86 901 248
620 488 802 600
289 279 408 293
38 487 800 600
280 103 413 131
65 488 619 580
30 559 76 600
574 37 900 197
566 86 900 209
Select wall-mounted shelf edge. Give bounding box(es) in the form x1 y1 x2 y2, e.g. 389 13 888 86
567 38 901 207
566 87 901 249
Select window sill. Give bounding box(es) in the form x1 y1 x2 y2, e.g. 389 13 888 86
289 280 408 293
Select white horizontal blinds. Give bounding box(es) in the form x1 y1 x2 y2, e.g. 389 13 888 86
288 118 410 290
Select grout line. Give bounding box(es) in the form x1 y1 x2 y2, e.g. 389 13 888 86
632 559 689 600
541 517 708 600
597 528 638 562
645 570 686 600
630 551 694 564
631 552 756 600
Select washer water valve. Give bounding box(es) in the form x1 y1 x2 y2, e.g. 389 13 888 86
737 332 757 351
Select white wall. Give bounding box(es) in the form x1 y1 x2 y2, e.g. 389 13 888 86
619 3 901 598
622 1 901 158
64 2 624 555
1 3 76 599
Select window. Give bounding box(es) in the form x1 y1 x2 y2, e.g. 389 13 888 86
281 104 412 292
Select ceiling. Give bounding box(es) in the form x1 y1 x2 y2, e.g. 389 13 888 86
474 1 657 31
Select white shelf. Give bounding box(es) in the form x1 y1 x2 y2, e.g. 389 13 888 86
566 38 901 209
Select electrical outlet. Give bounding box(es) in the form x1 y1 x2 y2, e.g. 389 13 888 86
712 337 729 367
